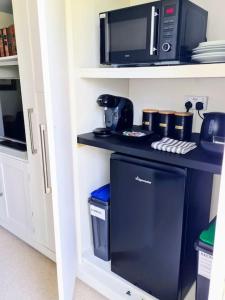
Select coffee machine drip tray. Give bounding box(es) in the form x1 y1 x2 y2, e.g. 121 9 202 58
93 127 112 137
114 128 158 142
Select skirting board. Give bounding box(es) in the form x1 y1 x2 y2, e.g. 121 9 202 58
77 250 196 300
78 251 157 300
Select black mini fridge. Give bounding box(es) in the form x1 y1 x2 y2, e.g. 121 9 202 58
110 153 213 300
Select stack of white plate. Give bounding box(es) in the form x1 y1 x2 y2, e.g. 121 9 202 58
192 40 225 63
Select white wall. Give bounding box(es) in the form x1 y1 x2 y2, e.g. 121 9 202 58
130 78 225 132
72 0 130 68
186 0 225 41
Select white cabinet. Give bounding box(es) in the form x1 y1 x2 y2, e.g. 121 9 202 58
0 151 55 260
11 0 55 256
0 155 32 239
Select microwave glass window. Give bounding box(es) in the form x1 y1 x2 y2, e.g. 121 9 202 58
110 18 147 52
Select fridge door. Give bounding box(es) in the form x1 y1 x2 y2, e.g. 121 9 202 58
110 154 187 300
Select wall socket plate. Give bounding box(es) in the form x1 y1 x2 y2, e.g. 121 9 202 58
185 96 208 111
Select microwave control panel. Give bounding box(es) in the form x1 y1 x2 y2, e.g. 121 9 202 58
159 0 180 61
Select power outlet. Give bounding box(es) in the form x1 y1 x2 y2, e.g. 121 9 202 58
185 96 208 111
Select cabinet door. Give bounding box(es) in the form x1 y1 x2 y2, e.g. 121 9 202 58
39 117 55 251
33 0 78 298
12 0 55 253
0 157 32 238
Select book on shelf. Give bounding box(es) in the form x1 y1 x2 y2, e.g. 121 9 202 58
7 25 17 56
2 27 9 56
0 29 4 57
0 25 17 57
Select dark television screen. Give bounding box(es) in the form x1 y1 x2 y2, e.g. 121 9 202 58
0 80 26 143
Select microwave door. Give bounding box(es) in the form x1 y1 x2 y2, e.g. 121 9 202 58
100 3 160 66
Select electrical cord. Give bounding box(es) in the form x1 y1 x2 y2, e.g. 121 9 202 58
195 102 204 120
197 110 204 120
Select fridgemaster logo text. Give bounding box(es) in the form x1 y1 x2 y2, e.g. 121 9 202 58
135 176 152 185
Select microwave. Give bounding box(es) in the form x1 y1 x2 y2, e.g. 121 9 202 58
100 0 208 66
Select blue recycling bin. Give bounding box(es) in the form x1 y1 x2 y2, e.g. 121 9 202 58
89 184 110 261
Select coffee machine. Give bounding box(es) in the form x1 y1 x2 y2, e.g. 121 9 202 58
94 94 133 136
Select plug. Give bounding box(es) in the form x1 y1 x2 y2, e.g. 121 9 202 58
185 101 193 112
196 101 204 111
196 101 205 120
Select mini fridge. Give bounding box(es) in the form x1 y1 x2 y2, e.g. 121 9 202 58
110 153 213 300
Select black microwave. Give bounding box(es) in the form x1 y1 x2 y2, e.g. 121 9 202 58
100 0 208 66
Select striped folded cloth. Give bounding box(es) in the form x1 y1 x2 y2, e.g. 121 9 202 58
151 137 197 155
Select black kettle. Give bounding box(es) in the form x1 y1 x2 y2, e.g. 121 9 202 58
200 112 225 155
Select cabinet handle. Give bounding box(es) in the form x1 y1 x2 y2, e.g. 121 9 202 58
0 192 3 197
28 108 37 154
39 124 51 194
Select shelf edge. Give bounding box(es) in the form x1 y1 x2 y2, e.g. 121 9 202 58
78 63 225 79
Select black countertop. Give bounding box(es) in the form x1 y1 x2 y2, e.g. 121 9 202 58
77 132 223 174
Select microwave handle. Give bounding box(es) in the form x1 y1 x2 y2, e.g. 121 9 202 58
100 13 110 64
150 6 158 56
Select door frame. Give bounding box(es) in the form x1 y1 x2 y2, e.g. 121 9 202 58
209 153 225 300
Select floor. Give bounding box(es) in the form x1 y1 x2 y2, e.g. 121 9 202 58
74 279 107 300
0 226 106 300
0 226 58 300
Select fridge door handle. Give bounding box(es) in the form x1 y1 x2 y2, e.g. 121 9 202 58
39 124 51 194
27 108 37 154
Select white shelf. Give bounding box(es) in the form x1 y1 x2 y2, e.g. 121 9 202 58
0 55 19 79
0 55 18 66
79 63 225 79
0 145 27 161
81 250 157 300
82 250 111 273
81 250 195 300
